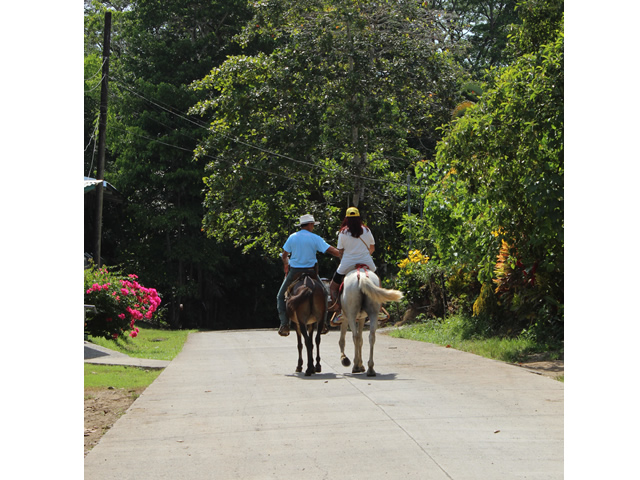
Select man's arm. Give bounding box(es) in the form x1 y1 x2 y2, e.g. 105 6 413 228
325 246 342 259
282 249 290 274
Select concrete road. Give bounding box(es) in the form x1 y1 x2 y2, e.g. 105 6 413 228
84 328 563 479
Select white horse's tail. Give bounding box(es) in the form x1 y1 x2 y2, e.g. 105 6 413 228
359 275 403 304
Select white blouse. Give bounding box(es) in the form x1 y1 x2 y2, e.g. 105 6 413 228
336 227 376 274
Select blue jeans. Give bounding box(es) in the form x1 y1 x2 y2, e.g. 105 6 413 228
277 268 328 326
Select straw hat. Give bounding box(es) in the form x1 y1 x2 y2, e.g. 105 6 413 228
298 214 320 226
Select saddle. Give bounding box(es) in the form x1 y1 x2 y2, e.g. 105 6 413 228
286 270 319 297
290 268 319 282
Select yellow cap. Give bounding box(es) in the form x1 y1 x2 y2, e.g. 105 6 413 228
346 207 360 217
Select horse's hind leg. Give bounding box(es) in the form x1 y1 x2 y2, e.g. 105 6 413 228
295 328 303 373
351 319 365 374
305 334 315 376
339 319 350 367
366 324 376 377
299 324 315 376
366 305 379 377
311 289 325 373
313 324 322 373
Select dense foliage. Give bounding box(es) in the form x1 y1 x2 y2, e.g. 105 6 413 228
398 2 563 341
84 0 563 341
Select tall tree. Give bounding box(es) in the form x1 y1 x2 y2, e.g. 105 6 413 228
86 0 275 328
191 0 465 266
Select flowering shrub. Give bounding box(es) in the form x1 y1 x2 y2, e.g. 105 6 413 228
394 250 448 318
84 265 162 340
397 249 429 271
395 250 432 304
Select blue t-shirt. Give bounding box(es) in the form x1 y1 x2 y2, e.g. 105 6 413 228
283 229 331 268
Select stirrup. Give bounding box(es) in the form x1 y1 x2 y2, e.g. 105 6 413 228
321 321 329 335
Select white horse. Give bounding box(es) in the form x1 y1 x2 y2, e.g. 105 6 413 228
337 267 403 376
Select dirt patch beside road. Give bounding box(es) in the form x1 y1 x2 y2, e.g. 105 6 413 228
516 353 564 379
84 387 145 456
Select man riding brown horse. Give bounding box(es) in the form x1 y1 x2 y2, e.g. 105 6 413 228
276 214 341 336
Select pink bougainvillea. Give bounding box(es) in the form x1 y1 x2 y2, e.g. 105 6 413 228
84 266 162 340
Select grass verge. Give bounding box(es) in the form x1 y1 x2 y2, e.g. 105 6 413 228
388 314 563 366
86 321 196 361
85 322 195 390
85 364 163 389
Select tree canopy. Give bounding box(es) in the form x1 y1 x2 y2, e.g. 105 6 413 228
191 0 465 261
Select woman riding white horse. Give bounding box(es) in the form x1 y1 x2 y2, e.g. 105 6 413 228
328 207 376 314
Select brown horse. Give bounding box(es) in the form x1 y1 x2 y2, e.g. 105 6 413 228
285 273 327 376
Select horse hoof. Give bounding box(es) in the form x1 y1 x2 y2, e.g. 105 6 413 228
305 370 314 376
341 357 351 367
315 364 322 373
367 369 376 377
296 366 302 373
352 365 365 374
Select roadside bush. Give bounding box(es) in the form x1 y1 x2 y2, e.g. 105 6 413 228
394 250 447 322
491 240 563 342
445 267 481 316
84 264 162 340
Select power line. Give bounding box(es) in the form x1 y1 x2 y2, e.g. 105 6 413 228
108 122 304 184
85 118 100 177
111 76 341 177
105 85 305 182
108 75 414 189
84 75 105 93
84 58 108 92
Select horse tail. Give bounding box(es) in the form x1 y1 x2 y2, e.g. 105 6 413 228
359 275 403 304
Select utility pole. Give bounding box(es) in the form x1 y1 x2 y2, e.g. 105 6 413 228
93 11 111 267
